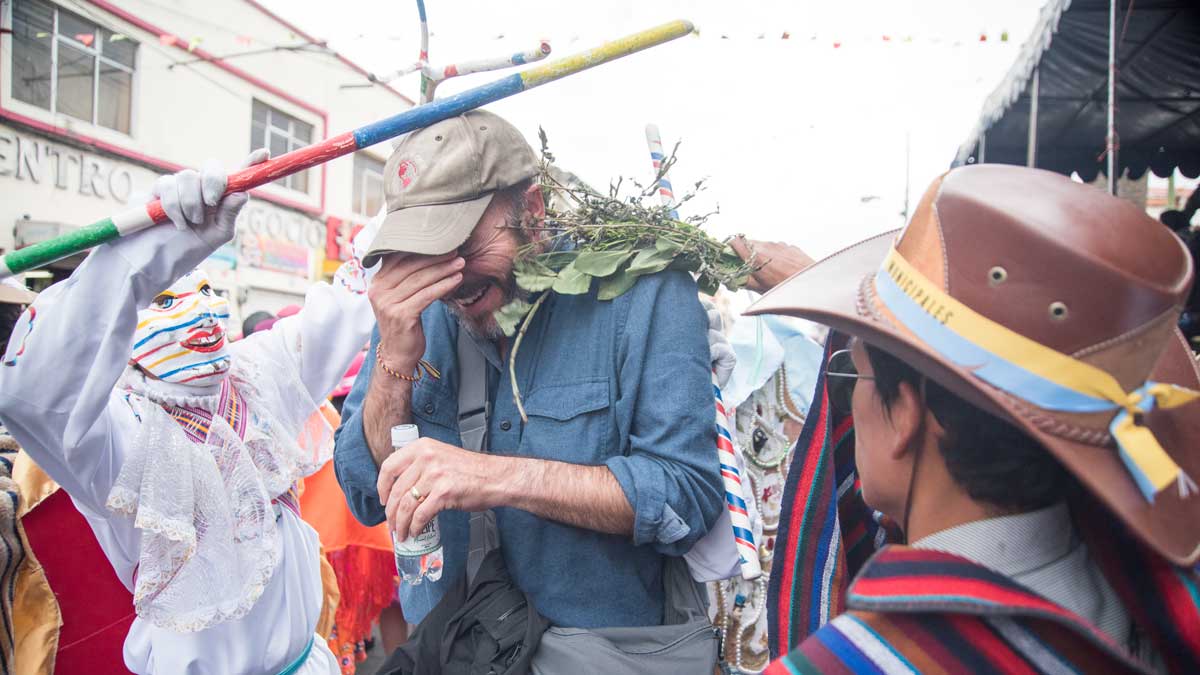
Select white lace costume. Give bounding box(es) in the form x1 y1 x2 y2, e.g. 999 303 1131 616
0 220 375 674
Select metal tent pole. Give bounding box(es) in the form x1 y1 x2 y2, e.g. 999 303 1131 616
904 130 911 223
1107 0 1118 195
1027 67 1040 168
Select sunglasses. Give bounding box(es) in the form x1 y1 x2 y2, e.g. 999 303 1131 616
825 349 874 416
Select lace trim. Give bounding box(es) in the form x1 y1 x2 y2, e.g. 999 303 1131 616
134 516 281 634
104 341 324 633
131 502 198 548
106 485 141 516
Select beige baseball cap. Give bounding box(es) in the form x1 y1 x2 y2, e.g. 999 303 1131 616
363 110 538 267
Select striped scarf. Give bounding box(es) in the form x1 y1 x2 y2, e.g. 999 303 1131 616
165 378 248 444
767 540 1196 674
767 339 898 659
1078 500 1200 673
764 340 1200 673
165 382 301 520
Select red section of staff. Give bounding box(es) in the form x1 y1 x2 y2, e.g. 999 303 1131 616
227 132 360 196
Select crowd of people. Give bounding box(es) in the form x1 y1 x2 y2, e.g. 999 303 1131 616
0 106 1197 675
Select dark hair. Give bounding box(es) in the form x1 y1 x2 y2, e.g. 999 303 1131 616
503 178 536 217
497 178 537 245
0 303 22 349
241 311 274 338
865 344 1076 513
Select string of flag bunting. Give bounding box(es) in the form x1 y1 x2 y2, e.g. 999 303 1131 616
696 29 1013 44
29 26 1016 60
27 30 302 54
343 28 1017 47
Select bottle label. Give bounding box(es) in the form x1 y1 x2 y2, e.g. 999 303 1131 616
394 518 440 556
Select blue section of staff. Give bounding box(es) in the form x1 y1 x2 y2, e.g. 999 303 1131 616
353 74 526 148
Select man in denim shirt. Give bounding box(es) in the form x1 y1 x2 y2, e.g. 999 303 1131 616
333 110 724 629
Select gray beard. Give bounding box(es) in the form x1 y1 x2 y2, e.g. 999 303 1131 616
452 309 504 341
446 279 527 341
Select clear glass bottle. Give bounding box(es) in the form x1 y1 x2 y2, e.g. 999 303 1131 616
391 424 444 584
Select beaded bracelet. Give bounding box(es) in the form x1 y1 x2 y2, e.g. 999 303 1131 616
375 344 441 383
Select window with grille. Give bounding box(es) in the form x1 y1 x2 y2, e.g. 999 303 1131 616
352 153 384 217
250 99 313 193
11 0 137 134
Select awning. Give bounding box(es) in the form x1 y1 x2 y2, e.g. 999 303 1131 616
954 0 1200 181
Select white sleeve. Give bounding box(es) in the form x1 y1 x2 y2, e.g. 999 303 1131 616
0 224 223 517
231 258 375 409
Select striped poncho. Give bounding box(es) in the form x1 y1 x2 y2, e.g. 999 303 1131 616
765 340 1200 674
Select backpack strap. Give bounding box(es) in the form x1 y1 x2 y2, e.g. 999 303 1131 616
456 327 489 454
458 328 499 583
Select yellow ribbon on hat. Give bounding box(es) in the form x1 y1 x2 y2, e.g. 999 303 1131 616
1109 384 1199 497
876 248 1199 500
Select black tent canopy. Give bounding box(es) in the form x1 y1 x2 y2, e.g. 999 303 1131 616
954 0 1200 183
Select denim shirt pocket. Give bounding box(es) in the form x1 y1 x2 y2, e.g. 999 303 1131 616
519 379 612 463
411 375 458 434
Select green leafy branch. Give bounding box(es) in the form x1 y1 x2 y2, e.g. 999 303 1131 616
497 129 758 420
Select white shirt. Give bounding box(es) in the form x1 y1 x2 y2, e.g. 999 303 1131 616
0 223 374 674
914 502 1163 672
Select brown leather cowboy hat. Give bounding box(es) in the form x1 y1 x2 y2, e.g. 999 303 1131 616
745 164 1200 566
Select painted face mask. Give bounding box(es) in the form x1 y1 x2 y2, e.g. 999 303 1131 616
131 270 232 386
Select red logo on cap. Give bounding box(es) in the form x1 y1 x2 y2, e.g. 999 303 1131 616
397 160 418 189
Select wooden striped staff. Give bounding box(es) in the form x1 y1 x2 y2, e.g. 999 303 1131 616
0 20 694 280
715 375 764 580
644 123 680 219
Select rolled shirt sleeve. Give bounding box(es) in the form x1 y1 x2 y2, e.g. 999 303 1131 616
605 271 725 555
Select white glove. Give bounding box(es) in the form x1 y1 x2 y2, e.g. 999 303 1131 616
152 149 269 249
703 299 736 389
351 205 386 285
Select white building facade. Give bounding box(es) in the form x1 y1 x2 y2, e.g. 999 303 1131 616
0 0 408 331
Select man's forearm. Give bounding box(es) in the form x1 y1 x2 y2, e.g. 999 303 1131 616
494 456 634 536
362 370 414 468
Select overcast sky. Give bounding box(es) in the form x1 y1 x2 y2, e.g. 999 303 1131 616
261 0 1047 257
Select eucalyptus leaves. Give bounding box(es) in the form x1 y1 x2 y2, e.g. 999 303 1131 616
497 131 757 420
495 234 752 336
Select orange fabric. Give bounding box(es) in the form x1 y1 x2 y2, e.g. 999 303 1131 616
316 547 341 640
299 404 397 673
11 453 61 675
13 452 57 518
13 539 60 675
327 547 398 674
299 460 393 553
318 398 341 429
